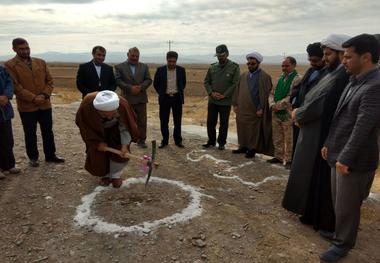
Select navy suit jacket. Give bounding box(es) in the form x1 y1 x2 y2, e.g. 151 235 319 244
153 65 186 104
76 61 116 97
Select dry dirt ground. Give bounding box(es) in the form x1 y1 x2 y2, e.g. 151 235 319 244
0 64 379 263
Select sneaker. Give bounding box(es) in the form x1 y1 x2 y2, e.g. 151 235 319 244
0 171 5 179
266 158 282 164
29 159 39 167
8 167 21 174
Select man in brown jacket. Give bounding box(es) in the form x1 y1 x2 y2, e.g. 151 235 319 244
5 38 64 167
75 91 139 188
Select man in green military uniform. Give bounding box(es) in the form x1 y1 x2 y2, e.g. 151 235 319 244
202 44 240 150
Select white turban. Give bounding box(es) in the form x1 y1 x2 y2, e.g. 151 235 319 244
93 91 120 111
246 51 263 63
321 34 351 51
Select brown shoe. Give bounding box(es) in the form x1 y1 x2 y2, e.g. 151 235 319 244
99 177 111 186
112 178 123 188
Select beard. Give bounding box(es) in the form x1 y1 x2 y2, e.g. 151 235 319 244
327 58 341 72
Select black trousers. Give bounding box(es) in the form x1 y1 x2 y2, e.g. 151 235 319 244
19 108 56 160
0 120 16 170
159 94 183 144
206 103 231 146
131 103 147 142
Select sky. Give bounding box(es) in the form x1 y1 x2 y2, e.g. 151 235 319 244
0 0 379 58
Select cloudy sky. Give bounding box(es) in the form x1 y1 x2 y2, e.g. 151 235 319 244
0 0 378 58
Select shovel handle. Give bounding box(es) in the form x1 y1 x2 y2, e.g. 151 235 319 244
104 147 159 167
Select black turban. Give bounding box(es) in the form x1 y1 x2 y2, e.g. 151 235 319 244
306 42 323 58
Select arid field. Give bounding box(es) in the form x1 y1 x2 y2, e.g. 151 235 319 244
0 62 379 263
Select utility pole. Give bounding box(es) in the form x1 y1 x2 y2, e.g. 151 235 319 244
167 40 173 51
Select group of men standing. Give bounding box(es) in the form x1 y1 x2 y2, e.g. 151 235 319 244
1 34 380 262
283 34 380 262
201 35 380 262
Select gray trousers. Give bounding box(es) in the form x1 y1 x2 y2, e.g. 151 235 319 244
106 160 127 179
331 168 375 249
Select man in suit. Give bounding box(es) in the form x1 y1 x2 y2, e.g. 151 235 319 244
115 47 152 148
153 51 186 148
320 34 380 262
5 38 64 167
76 46 116 97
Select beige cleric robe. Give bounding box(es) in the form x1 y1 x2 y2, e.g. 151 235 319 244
233 70 274 155
75 92 139 177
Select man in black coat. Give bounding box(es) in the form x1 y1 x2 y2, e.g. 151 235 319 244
290 42 326 156
153 51 186 148
76 46 116 97
320 34 380 262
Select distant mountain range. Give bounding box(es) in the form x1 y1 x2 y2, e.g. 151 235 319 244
0 51 309 64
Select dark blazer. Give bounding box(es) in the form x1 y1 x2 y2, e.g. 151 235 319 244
114 61 152 105
153 65 186 104
325 68 380 172
76 61 116 97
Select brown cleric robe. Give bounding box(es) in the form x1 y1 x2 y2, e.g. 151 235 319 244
75 92 139 177
233 70 274 155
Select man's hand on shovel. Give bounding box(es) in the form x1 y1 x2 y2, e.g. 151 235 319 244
97 142 108 152
120 145 130 159
103 142 159 187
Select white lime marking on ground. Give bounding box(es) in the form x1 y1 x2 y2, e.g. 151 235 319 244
225 161 254 172
186 150 230 164
74 177 213 235
213 173 287 187
187 150 287 187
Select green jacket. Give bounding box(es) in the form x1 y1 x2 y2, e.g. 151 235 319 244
204 59 240 105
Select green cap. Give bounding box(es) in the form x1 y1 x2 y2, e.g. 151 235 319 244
215 44 228 56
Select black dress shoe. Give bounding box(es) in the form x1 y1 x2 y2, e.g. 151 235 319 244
202 143 215 148
266 158 282 164
158 142 168 149
45 155 65 163
175 142 184 148
218 145 225 150
29 159 39 167
245 149 256 158
232 147 247 154
319 245 349 262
